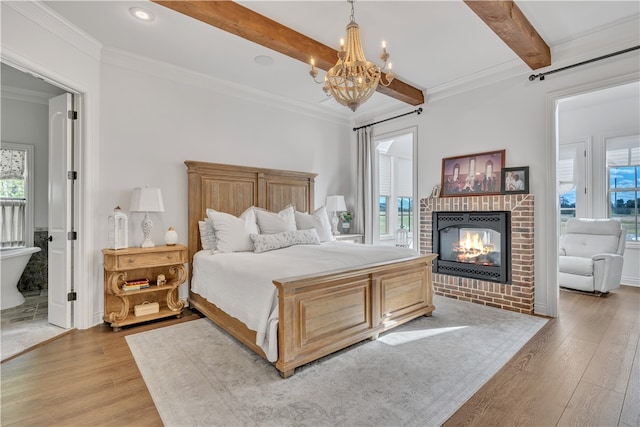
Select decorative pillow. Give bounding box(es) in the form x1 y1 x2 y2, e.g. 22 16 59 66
206 207 258 253
250 229 320 253
295 206 334 242
254 205 297 234
198 220 217 251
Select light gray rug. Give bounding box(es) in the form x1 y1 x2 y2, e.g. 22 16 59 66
126 296 546 427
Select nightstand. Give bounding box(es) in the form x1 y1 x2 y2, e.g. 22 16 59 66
334 233 364 244
102 244 187 331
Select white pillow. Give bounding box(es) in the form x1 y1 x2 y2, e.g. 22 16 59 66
250 229 320 253
198 219 217 251
255 205 297 234
295 206 334 242
206 207 258 253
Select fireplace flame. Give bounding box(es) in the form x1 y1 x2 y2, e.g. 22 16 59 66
455 232 496 264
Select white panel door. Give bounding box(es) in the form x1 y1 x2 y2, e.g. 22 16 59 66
48 93 73 329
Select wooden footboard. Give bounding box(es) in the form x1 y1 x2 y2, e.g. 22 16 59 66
189 254 435 378
273 254 436 377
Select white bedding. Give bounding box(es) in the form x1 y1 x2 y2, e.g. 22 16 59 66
191 242 417 362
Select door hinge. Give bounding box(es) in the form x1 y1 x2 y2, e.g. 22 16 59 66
68 110 78 120
67 231 77 240
68 171 78 180
67 291 77 302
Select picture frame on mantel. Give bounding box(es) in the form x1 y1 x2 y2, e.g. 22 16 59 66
440 149 505 197
501 166 530 194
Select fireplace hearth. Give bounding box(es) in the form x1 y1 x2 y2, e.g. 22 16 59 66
433 211 511 283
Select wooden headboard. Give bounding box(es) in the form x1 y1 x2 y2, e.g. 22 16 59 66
185 161 317 268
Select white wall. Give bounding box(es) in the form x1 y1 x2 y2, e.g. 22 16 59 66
98 51 354 307
367 53 640 315
0 97 49 228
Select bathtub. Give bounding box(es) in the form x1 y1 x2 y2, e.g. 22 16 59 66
1 247 41 310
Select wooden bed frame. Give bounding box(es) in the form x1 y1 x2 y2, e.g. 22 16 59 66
186 161 436 377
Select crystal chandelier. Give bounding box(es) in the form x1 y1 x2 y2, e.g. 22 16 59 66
309 0 394 112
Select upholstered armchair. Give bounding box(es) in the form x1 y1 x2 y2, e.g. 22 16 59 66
559 218 626 293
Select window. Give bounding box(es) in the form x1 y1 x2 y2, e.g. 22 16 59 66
379 196 388 235
397 197 412 232
607 135 640 241
558 141 587 234
0 144 33 248
374 129 416 246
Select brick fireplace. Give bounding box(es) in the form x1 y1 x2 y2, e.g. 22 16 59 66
420 194 535 314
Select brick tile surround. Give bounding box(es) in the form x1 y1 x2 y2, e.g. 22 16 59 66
420 194 535 314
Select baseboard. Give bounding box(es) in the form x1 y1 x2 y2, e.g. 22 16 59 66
621 276 639 287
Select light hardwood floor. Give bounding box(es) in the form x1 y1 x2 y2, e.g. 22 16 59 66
1 286 638 427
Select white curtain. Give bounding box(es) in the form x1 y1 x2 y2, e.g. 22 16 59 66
0 199 26 247
355 128 373 244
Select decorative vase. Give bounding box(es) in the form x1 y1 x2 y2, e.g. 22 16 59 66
164 227 178 246
341 222 351 234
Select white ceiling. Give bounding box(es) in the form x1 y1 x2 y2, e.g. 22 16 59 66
9 1 640 118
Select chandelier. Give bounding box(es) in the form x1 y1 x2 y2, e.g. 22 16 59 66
309 0 394 112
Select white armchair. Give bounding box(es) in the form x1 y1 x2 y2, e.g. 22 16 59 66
559 218 626 293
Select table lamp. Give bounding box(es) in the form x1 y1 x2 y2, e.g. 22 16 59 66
130 186 165 247
325 195 347 235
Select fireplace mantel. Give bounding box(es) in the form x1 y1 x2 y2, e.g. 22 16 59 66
420 194 535 314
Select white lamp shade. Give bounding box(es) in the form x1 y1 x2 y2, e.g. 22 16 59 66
325 195 347 212
130 187 165 212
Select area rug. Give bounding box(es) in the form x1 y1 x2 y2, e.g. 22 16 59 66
126 296 547 427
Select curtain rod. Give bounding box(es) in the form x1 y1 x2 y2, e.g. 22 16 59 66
353 107 423 132
529 45 640 81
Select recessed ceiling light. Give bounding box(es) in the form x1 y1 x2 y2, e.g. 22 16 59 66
130 7 155 22
254 55 274 66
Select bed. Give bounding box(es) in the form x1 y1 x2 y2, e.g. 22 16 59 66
186 160 436 377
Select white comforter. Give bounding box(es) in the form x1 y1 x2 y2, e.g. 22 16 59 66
191 242 417 362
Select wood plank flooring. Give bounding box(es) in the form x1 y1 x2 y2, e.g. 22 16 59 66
1 286 638 427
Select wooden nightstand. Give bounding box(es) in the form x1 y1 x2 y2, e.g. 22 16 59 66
102 245 187 331
334 233 364 244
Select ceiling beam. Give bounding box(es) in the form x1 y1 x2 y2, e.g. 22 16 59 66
152 1 424 106
464 0 551 70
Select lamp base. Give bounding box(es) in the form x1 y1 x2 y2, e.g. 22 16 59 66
140 212 155 248
331 212 340 235
141 239 155 248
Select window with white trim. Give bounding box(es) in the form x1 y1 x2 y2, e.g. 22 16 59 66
607 135 640 241
0 143 34 248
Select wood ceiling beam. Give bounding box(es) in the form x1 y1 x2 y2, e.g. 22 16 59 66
152 1 424 106
464 0 551 70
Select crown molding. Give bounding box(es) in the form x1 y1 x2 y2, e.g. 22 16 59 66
424 15 640 104
3 1 102 61
100 47 351 127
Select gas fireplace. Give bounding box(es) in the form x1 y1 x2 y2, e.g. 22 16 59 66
433 211 511 283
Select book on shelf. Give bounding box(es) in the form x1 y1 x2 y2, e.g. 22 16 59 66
125 278 149 285
122 283 150 291
122 278 150 291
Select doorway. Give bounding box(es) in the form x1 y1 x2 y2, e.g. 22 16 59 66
554 80 640 295
372 128 417 248
0 62 75 360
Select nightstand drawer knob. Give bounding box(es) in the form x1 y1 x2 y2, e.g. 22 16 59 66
129 257 136 263
167 255 173 259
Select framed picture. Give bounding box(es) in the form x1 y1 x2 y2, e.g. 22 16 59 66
441 150 505 197
501 166 530 194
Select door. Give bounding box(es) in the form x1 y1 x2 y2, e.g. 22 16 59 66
372 129 417 247
48 93 74 328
